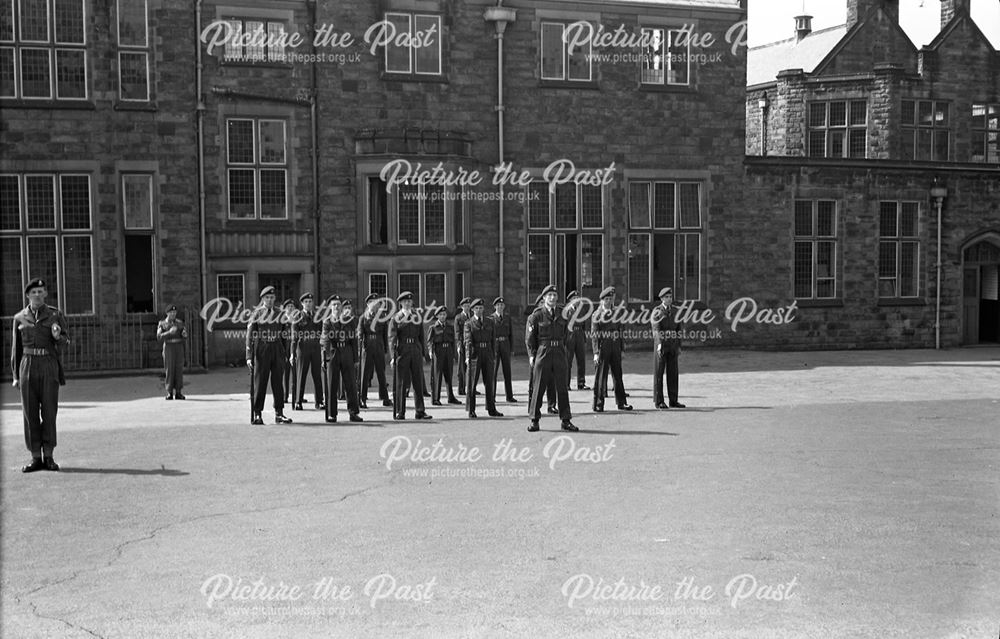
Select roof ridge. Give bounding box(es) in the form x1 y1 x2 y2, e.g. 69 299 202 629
749 23 847 51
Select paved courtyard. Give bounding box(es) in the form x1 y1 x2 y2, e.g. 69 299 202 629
2 347 998 639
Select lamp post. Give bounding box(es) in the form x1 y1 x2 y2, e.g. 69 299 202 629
930 179 948 350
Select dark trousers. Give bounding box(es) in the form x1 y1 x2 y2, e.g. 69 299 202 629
252 343 285 413
594 348 627 408
565 332 587 388
296 344 324 405
361 343 390 401
527 363 557 412
467 352 497 414
19 355 59 455
457 346 467 395
493 341 514 399
653 349 680 405
529 347 571 421
432 344 456 401
393 347 426 416
326 348 359 418
282 352 292 402
162 342 184 394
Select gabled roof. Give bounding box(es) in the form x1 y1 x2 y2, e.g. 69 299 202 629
747 25 847 86
925 10 998 51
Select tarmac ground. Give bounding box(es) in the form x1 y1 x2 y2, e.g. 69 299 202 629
2 347 999 639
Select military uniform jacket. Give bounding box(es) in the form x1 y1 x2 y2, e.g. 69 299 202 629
430 320 456 348
454 311 469 351
321 316 360 361
591 308 624 355
464 316 495 360
388 311 425 361
290 311 323 352
651 304 682 355
490 313 513 349
526 305 569 358
358 314 388 354
11 304 69 384
157 319 187 343
245 307 289 359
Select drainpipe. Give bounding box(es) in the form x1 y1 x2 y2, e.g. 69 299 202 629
484 3 516 301
196 0 208 368
930 179 948 350
309 0 321 294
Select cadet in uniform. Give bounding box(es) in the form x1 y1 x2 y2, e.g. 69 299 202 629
526 285 576 432
246 286 293 425
591 286 633 412
490 297 517 403
338 299 358 402
359 293 392 409
428 307 461 406
454 297 471 395
525 293 557 415
157 304 187 400
321 296 363 423
291 292 324 410
652 287 686 409
12 278 69 472
280 298 297 403
564 291 590 391
388 291 431 420
464 299 503 418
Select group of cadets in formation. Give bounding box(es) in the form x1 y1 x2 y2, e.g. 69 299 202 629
243 283 686 431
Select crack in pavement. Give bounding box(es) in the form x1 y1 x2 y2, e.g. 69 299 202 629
12 477 396 635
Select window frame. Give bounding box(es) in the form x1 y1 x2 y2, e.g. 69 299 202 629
539 20 592 82
878 201 921 299
901 99 950 161
3 0 87 100
792 199 838 300
221 16 290 64
807 100 868 159
971 103 999 163
225 117 289 220
216 273 245 308
639 26 690 87
382 11 442 78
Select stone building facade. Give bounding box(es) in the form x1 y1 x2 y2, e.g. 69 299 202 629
743 0 1000 348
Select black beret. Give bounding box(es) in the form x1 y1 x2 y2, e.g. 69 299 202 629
397 291 414 303
364 293 379 304
459 297 472 306
165 304 178 313
493 296 504 306
658 287 674 298
299 292 313 303
540 284 557 298
259 285 276 298
471 298 484 308
599 286 616 300
566 290 578 301
24 278 46 294
281 298 296 308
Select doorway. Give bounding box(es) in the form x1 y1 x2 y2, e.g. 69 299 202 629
962 237 1000 344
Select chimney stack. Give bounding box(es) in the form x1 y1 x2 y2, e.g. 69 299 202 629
794 14 813 41
940 0 970 29
846 0 900 29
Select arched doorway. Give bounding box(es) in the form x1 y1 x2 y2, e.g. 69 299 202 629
962 233 1000 344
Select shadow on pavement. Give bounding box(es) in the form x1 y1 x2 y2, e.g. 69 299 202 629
58 467 190 476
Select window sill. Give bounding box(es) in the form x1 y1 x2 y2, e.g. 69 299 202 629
357 245 474 256
114 101 157 112
0 98 95 110
878 297 926 306
795 299 844 308
538 79 599 90
221 60 293 70
637 83 696 94
379 72 449 84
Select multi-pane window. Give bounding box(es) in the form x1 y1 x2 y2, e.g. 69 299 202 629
368 272 388 298
222 17 288 63
0 173 94 315
227 118 287 219
793 200 837 299
808 100 867 158
878 201 920 298
117 0 149 101
540 22 591 82
366 178 462 247
0 0 87 99
901 100 949 161
122 174 155 313
626 181 702 302
526 180 607 301
971 104 999 163
399 272 422 305
217 273 244 308
640 27 689 86
382 13 441 76
424 272 446 309
397 183 445 245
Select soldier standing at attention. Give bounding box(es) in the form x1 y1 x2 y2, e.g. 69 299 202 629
12 278 69 472
592 286 633 413
526 285 575 432
291 292 324 411
246 286 293 425
564 291 590 392
388 291 431 420
490 297 517 403
429 307 461 406
157 304 187 400
652 287 686 409
280 298 297 403
359 293 392 409
454 297 472 396
464 299 503 419
525 292 557 415
321 296 363 423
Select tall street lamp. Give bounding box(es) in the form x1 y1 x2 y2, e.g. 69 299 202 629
930 179 948 350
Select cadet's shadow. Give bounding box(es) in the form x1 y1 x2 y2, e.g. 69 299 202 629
58 467 190 476
571 429 679 436
286 421 385 428
676 406 773 412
